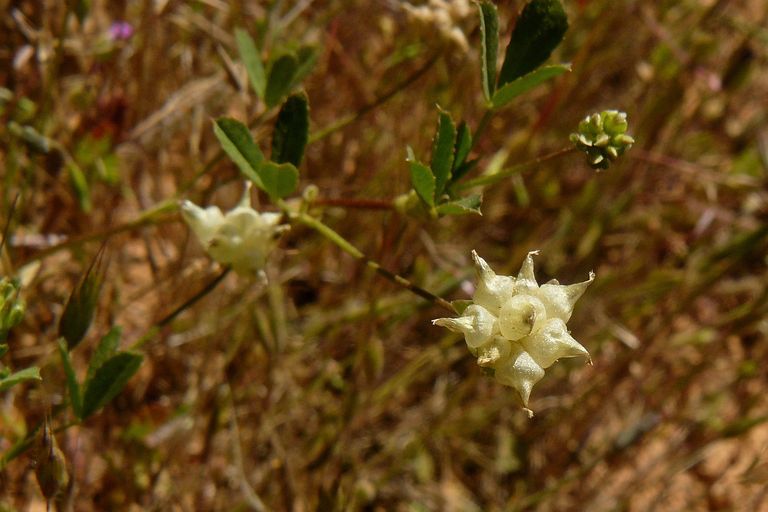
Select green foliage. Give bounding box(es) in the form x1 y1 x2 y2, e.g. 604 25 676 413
272 92 309 167
58 329 142 421
478 1 499 102
259 161 299 200
491 64 571 109
430 110 456 197
214 117 299 200
0 277 25 342
213 118 266 188
407 151 436 208
498 0 569 86
0 366 41 392
86 326 121 382
265 54 299 108
58 250 105 350
406 112 482 217
58 339 82 418
235 28 267 99
81 351 143 420
435 194 482 216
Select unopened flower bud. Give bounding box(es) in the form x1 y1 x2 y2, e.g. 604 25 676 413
570 110 635 170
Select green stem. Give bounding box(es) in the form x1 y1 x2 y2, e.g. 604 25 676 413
277 200 455 313
455 146 575 191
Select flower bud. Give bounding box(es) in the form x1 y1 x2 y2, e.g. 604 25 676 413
570 110 635 170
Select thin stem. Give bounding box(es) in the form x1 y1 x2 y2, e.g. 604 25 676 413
277 200 455 313
455 146 575 192
129 267 232 351
313 197 394 210
309 52 440 144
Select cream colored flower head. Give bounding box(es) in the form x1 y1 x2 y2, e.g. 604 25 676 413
180 182 289 277
433 251 593 415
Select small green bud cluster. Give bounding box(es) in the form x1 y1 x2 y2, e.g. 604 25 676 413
0 277 25 342
570 110 635 170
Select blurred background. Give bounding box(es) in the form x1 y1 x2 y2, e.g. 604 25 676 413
1 0 767 510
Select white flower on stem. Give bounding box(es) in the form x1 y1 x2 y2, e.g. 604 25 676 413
433 251 593 415
181 182 289 277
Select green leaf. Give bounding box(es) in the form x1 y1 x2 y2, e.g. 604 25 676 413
430 110 456 197
265 54 298 108
451 158 479 184
407 148 436 208
0 343 7 358
213 118 266 190
86 326 121 383
58 339 82 419
235 28 266 99
0 366 41 391
491 64 570 109
498 0 569 86
259 161 299 200
271 92 309 167
452 121 473 173
59 248 105 350
435 194 482 216
478 1 499 101
81 351 142 419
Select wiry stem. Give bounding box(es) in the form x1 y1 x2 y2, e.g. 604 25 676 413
278 200 456 313
455 146 575 191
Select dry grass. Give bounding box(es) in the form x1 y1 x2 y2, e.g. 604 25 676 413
2 0 768 510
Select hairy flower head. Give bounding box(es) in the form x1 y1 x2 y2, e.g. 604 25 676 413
181 182 289 277
434 251 593 414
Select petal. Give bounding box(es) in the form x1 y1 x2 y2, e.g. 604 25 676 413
498 294 547 341
494 344 545 407
433 304 498 348
537 271 594 322
516 250 540 291
519 318 589 369
237 181 253 208
471 251 516 312
476 336 513 368
180 201 223 244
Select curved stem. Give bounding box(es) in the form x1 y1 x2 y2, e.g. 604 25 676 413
277 199 455 313
455 146 575 192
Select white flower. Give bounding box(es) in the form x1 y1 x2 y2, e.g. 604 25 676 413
434 251 593 414
180 182 289 277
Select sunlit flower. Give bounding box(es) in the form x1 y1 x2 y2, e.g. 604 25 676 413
181 182 288 278
434 251 593 414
